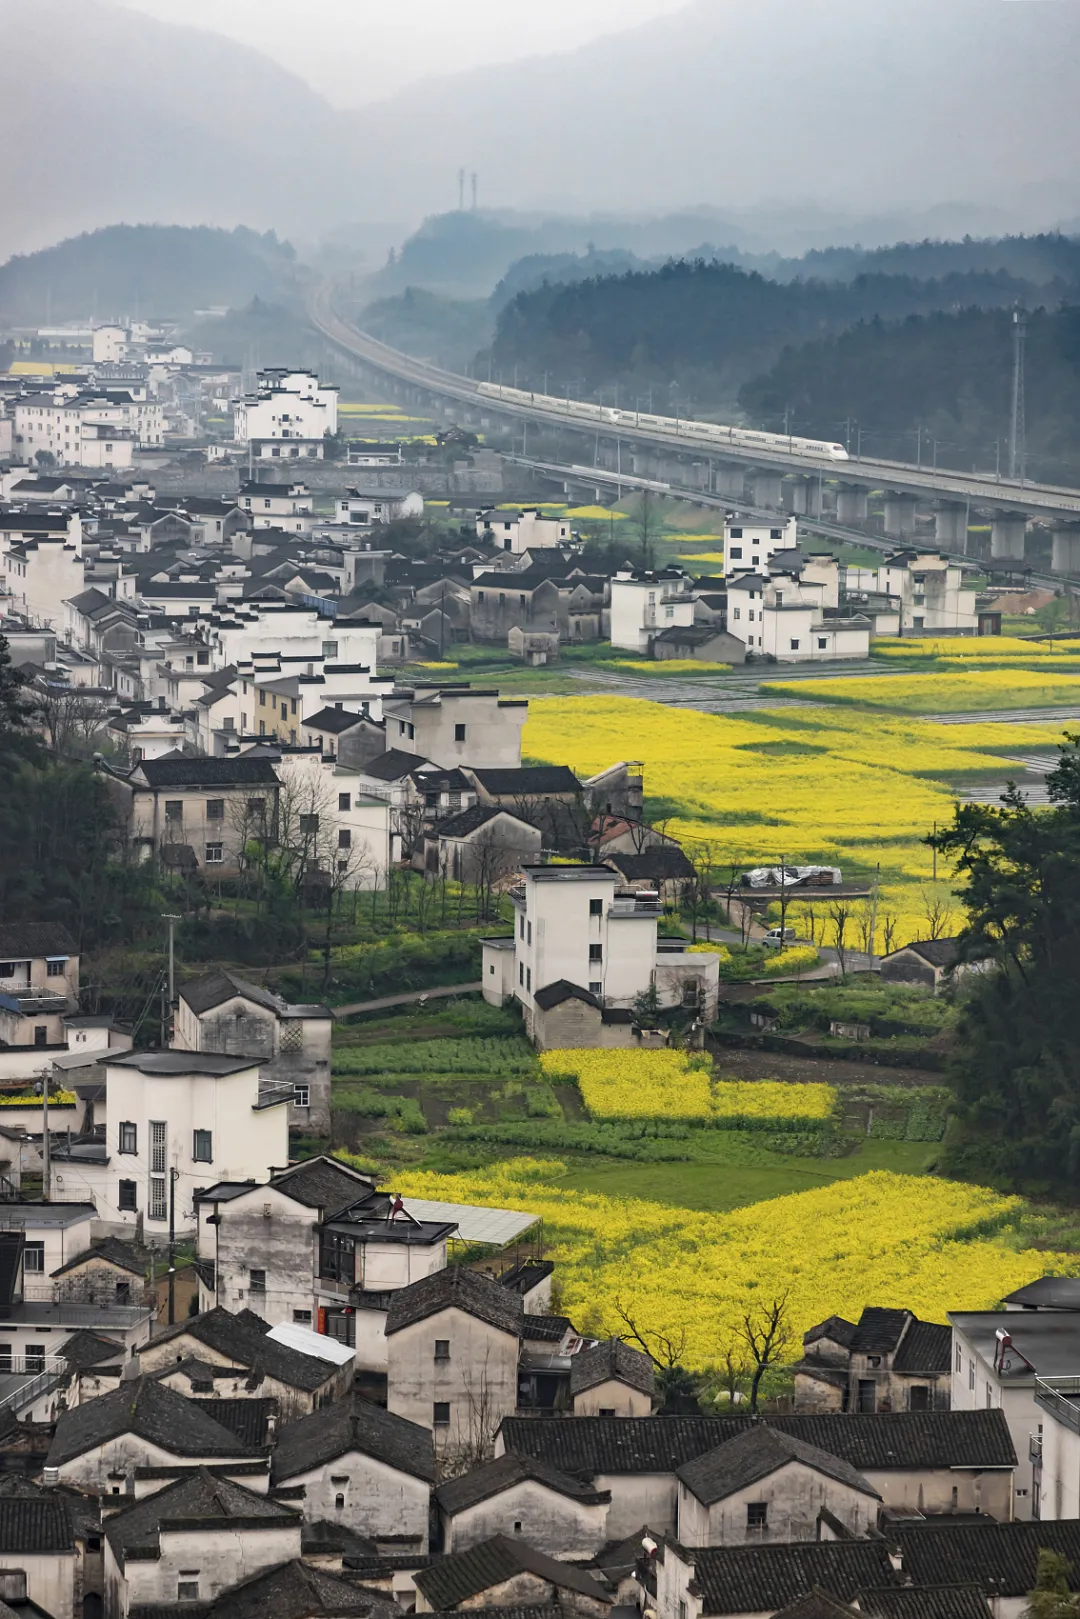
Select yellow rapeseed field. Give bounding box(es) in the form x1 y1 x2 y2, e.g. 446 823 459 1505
538 1049 834 1124
762 669 1080 713
603 659 732 677
522 695 1066 944
398 1158 1073 1366
873 636 1067 661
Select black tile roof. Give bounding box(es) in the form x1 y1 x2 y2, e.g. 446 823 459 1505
269 1156 376 1211
272 1392 435 1484
857 1586 992 1619
533 980 601 1013
138 756 280 788
52 1237 144 1278
571 1339 655 1399
892 1322 953 1376
200 1397 279 1449
386 1266 525 1338
607 849 695 882
361 748 432 781
804 1317 856 1350
46 1378 258 1467
178 968 281 1017
414 1534 611 1610
850 1308 912 1356
304 707 366 734
104 1467 296 1568
58 1329 125 1370
499 1260 555 1297
771 1593 858 1619
471 766 581 797
895 1521 1080 1598
522 1314 575 1344
885 939 960 968
0 1491 74 1552
686 1540 896 1616
149 1307 338 1393
498 1410 1017 1475
436 1450 611 1515
676 1426 879 1507
1000 1276 1080 1309
420 1608 561 1619
438 804 533 839
0 922 77 958
199 1559 396 1619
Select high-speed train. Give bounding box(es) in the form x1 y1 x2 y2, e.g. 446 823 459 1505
475 380 850 461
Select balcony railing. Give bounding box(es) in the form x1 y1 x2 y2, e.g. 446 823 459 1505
1035 1376 1080 1434
0 1368 66 1415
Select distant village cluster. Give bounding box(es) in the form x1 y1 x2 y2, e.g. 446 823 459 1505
0 348 1069 1619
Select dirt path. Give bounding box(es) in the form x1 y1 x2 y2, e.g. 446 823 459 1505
333 981 483 1019
710 1043 939 1088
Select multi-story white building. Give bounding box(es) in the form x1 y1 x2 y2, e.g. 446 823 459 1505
2 534 84 628
726 560 870 662
336 488 424 526
723 513 798 573
237 480 313 532
233 369 338 446
52 1050 292 1239
476 507 572 555
484 862 720 1048
13 390 162 467
610 568 697 652
874 550 978 633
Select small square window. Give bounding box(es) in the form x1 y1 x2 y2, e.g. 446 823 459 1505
177 1582 199 1601
205 843 223 865
817 637 827 650
589 943 603 962
790 639 800 651
119 1122 137 1154
519 962 524 987
434 1339 450 1362
293 1084 310 1109
433 1402 450 1426
454 723 466 742
206 799 224 820
165 800 183 823
46 960 65 977
747 1502 768 1529
293 1309 312 1324
249 1269 266 1294
192 1130 213 1163
589 898 602 917
299 814 319 835
589 981 603 995
23 1242 44 1273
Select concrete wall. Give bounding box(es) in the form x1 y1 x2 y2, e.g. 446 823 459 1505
675 1461 879 1547
443 1478 608 1556
56 1433 255 1494
285 1449 431 1552
106 1518 302 1618
197 1186 315 1328
573 1378 653 1417
0 1553 75 1619
138 1327 343 1420
860 1464 1012 1520
387 1306 519 1452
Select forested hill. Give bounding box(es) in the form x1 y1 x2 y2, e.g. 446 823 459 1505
0 224 302 324
739 305 1080 485
484 258 1067 406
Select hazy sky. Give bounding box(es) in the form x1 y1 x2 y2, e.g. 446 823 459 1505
116 0 687 104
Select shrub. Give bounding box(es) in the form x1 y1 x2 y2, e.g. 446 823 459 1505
332 1089 428 1134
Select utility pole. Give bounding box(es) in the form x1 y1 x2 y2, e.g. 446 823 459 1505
167 1168 179 1325
869 863 880 966
1009 307 1027 484
458 168 465 211
40 1067 50 1203
161 914 180 1046
470 172 478 211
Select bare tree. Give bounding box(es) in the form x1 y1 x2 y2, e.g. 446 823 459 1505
613 1299 687 1370
714 1345 752 1409
855 901 875 958
921 889 956 941
682 840 717 943
471 824 519 921
435 1353 504 1480
828 901 851 979
36 682 107 758
880 913 898 956
732 1292 792 1414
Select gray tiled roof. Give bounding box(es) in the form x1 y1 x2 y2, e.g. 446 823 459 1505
148 1307 338 1394
771 1593 858 1619
857 1587 993 1619
849 1308 911 1356
386 1266 525 1338
0 1491 74 1552
498 1410 1016 1475
676 1425 879 1507
52 1237 144 1278
272 1392 435 1484
570 1339 655 1399
895 1521 1080 1598
436 1450 611 1515
414 1534 611 1610
137 755 279 788
470 766 581 796
892 1321 953 1375
269 1156 376 1211
688 1541 896 1616
0 922 77 958
46 1379 257 1467
178 968 282 1017
197 1559 396 1619
105 1468 296 1568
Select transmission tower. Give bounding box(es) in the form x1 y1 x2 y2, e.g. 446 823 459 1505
1009 307 1027 484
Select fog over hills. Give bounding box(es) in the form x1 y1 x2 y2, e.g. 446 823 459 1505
3 0 1080 259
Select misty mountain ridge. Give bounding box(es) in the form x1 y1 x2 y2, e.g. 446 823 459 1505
3 0 1080 257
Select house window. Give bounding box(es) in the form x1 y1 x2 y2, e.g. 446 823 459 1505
293 1085 310 1108
589 944 603 962
969 1359 975 1391
335 1493 345 1511
526 921 532 946
164 800 183 823
249 1269 266 1294
519 963 524 987
247 799 265 820
150 1178 167 1222
913 616 925 629
455 724 466 742
589 981 602 995
293 1309 312 1324
519 914 525 940
300 814 319 835
771 529 782 539
433 1402 450 1426
775 592 784 606
206 799 224 821
0 965 13 979
322 641 339 659
119 1122 137 1154
338 829 351 849
338 793 351 811
909 1385 930 1411
589 898 603 917
733 607 741 620
434 1339 450 1362
818 638 827 650
177 1581 199 1601
0 1344 10 1372
116 1281 131 1304
986 1382 994 1409
526 967 532 991
46 960 65 977
790 639 800 651
23 1242 44 1273
955 1344 963 1374
205 844 223 865
867 1355 881 1369
730 528 743 538
26 1344 44 1372
747 1503 768 1529
259 689 266 706
192 1130 213 1163
118 1180 137 1212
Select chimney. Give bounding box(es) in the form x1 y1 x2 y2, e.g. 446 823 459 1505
42 1467 59 1489
0 1576 25 1603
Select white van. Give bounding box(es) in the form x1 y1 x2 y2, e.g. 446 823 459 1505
762 926 796 948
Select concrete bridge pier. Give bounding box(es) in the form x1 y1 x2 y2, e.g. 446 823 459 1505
714 464 747 499
990 512 1028 560
934 502 969 549
750 470 784 509
1051 523 1080 575
883 492 918 538
836 484 869 525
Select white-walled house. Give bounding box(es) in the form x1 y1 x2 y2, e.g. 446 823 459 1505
2 535 84 629
476 508 571 555
875 550 978 633
336 488 424 526
484 863 720 1049
233 370 338 446
436 1452 612 1557
237 481 313 533
381 684 527 771
0 921 80 1047
726 565 870 662
723 514 798 573
610 568 696 652
51 1051 291 1239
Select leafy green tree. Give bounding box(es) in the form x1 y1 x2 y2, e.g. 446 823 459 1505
931 734 1080 1185
1026 1549 1079 1619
